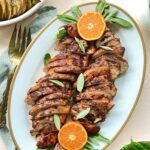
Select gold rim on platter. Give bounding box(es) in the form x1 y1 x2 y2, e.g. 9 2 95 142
8 2 147 150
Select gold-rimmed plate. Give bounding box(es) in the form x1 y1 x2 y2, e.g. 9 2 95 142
8 2 146 150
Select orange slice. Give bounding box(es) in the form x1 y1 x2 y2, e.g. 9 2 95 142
58 121 88 150
77 12 106 41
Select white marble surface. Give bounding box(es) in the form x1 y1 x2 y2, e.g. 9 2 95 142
0 0 150 150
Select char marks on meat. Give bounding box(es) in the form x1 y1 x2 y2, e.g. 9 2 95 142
25 38 89 148
25 26 129 148
71 27 128 134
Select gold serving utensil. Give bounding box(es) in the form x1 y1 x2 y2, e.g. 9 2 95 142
8 25 32 66
0 25 32 128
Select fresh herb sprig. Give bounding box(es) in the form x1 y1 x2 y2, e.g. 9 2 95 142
96 0 133 28
77 73 85 92
71 6 82 19
57 6 81 24
90 134 111 144
57 1 133 28
44 53 51 65
108 17 133 28
57 14 77 24
54 114 61 130
82 134 111 150
76 108 91 119
49 79 64 87
75 37 85 53
99 46 112 50
56 28 67 40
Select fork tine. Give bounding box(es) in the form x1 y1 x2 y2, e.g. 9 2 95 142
15 26 22 53
8 25 17 55
26 28 32 47
20 27 27 54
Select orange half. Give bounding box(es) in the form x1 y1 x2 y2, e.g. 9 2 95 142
77 12 106 41
58 121 88 150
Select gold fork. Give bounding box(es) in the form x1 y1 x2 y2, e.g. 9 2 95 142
0 25 32 128
8 25 32 66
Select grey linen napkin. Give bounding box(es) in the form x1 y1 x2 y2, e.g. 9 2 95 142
0 6 57 150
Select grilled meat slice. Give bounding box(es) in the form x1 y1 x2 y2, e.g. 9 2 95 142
83 66 110 82
37 75 72 86
106 38 123 49
54 37 74 51
84 82 117 97
36 133 58 148
30 123 57 136
37 91 72 103
55 38 83 53
63 24 79 37
26 86 65 103
81 122 100 134
32 106 70 119
76 90 112 101
50 52 81 63
71 102 106 123
47 73 76 82
53 66 82 74
81 100 114 113
95 58 120 80
27 80 72 96
88 58 109 68
92 49 117 59
96 54 128 74
29 99 68 116
71 98 113 134
44 58 82 72
26 90 72 105
84 75 110 87
64 41 82 53
32 115 67 129
47 65 81 75
96 28 125 56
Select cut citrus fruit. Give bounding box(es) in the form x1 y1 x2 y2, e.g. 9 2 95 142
58 121 88 150
77 12 106 41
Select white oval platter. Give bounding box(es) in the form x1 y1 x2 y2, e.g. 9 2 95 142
8 2 146 150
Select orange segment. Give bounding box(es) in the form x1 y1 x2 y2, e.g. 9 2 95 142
58 121 88 150
77 12 106 41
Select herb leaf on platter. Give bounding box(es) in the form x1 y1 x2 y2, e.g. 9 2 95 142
76 108 91 119
71 5 82 19
99 46 112 50
54 114 61 130
44 53 51 65
57 14 77 24
89 134 111 144
56 28 67 40
108 17 133 28
96 0 133 28
75 37 85 53
104 10 118 21
96 0 106 14
49 79 64 87
83 133 111 150
77 73 85 92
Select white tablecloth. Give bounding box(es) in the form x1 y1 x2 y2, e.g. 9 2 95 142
0 0 150 149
